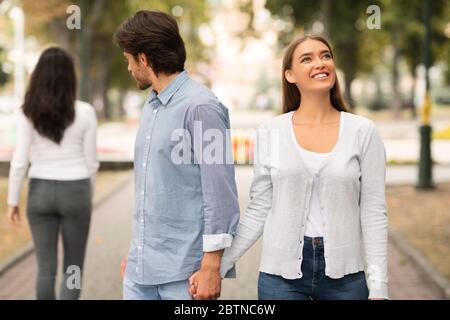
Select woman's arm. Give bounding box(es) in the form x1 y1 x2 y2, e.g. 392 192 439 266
7 112 32 207
220 125 274 277
82 104 100 195
359 122 389 300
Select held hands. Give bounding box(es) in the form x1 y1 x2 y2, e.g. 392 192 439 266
188 266 222 300
7 206 21 225
188 250 223 300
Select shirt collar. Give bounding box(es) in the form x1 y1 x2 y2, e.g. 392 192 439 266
148 70 189 107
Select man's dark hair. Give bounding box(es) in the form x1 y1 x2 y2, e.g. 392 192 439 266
113 10 186 75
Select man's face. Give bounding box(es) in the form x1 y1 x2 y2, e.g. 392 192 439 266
123 52 151 90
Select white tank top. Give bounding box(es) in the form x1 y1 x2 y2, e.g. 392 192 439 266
296 112 344 237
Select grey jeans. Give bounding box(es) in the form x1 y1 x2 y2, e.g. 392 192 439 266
27 178 92 300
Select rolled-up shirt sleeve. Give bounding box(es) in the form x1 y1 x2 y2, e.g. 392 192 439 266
186 103 240 253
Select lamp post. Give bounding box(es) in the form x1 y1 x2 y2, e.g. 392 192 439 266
7 5 25 104
417 0 434 189
79 0 89 102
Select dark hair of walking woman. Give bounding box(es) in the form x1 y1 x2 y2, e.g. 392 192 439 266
281 35 349 114
22 47 76 144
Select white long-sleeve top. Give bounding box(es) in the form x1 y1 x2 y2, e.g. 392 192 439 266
220 111 389 299
7 100 99 206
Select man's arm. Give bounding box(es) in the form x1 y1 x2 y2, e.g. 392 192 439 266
189 250 224 300
186 102 240 300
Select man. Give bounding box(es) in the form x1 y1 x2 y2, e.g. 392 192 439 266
113 10 240 300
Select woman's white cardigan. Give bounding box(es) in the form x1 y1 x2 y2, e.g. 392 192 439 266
220 111 388 299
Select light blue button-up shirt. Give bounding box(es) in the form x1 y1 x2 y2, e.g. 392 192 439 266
126 70 240 285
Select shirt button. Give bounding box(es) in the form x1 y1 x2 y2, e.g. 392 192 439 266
141 191 144 195
153 109 158 114
300 241 303 244
142 163 146 167
138 246 142 250
141 219 144 223
146 135 150 140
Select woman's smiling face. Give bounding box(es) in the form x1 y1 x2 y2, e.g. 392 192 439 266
284 39 336 95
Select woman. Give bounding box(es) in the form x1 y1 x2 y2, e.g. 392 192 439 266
214 35 388 300
6 47 99 300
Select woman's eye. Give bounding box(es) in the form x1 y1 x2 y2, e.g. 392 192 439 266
301 57 311 63
323 53 332 59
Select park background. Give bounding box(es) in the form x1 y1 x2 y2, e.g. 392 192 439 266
0 0 449 299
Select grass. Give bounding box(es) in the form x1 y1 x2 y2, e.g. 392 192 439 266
387 183 450 280
0 170 131 266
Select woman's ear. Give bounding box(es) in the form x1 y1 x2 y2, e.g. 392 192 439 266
285 69 296 84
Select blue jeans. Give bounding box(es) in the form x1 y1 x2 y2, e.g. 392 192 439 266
258 236 369 300
123 275 193 300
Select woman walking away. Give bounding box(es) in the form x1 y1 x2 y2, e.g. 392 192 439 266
6 47 99 300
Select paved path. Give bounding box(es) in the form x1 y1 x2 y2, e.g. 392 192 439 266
0 167 446 299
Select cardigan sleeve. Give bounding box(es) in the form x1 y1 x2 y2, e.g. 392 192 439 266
220 124 274 278
359 122 389 299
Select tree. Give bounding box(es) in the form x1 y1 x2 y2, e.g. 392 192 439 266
21 0 210 120
380 0 448 118
0 46 9 87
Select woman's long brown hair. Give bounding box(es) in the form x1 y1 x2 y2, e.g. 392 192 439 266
22 47 76 144
281 35 349 114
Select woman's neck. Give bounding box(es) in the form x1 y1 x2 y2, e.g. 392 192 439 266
294 91 337 124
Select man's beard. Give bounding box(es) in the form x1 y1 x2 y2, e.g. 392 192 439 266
137 80 151 90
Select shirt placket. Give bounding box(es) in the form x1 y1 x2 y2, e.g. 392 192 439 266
136 99 161 281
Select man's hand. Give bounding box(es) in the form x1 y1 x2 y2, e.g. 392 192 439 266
188 250 223 300
7 206 21 225
120 256 128 280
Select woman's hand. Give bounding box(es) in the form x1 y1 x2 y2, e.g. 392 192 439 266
7 206 21 225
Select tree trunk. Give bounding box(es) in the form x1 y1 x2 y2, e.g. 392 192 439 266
344 74 354 110
408 66 417 119
321 0 331 38
391 29 402 119
97 39 113 120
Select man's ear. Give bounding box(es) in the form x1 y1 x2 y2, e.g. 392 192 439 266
138 52 149 67
285 69 296 84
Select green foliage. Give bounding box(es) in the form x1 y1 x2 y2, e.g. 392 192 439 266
0 46 9 87
265 0 450 110
21 0 210 119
